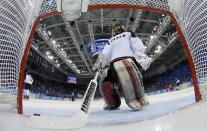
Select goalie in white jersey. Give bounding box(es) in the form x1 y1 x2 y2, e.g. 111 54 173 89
93 23 152 110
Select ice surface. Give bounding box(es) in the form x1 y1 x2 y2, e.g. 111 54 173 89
1 87 207 131
23 87 195 125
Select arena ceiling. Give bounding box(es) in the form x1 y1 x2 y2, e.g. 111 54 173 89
31 8 184 78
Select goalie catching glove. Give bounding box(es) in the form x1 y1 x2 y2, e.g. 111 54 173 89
92 53 108 71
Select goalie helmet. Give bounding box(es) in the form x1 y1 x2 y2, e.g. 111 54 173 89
112 23 125 35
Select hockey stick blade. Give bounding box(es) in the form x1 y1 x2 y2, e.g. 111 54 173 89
30 71 100 130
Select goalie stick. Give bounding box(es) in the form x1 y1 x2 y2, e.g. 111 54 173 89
79 70 100 116
81 72 99 113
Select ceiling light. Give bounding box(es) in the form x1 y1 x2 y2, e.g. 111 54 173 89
52 40 56 44
48 31 52 35
150 35 155 39
154 45 162 53
157 45 161 50
68 60 72 63
28 0 33 6
46 51 50 55
154 50 159 53
48 55 54 60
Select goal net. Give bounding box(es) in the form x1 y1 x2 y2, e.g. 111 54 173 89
0 0 207 114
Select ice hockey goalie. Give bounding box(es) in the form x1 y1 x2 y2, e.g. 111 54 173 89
93 23 151 110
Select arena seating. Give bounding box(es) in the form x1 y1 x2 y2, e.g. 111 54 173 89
145 62 192 94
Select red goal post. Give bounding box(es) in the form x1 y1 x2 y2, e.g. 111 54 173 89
0 0 206 114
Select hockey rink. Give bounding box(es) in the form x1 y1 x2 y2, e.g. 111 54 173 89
23 87 195 125
1 87 207 131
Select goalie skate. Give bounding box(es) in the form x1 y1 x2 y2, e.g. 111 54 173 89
137 95 149 108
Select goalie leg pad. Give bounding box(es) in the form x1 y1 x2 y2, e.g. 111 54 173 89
99 81 121 109
113 58 146 109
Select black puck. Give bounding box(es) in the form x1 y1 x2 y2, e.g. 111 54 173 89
33 113 40 116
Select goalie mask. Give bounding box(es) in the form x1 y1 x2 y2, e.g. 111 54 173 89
112 23 125 35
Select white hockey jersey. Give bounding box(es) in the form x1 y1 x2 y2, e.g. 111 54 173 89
24 74 33 85
102 32 145 62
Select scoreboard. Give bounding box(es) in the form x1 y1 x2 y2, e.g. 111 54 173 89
88 39 109 56
67 76 77 84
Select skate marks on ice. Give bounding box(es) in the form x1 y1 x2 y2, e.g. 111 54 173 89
23 99 79 117
1 93 207 131
24 87 194 129
29 113 87 130
80 100 207 131
88 87 195 125
0 110 30 131
25 100 88 130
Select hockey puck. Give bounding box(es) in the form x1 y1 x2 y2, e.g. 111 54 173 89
33 113 40 116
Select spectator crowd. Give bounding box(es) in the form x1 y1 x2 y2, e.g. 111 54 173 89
144 62 192 94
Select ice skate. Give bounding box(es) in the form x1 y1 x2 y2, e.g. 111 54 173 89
138 95 149 108
128 100 142 110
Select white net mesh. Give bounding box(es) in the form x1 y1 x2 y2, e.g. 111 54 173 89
168 0 207 98
0 0 207 111
0 0 27 108
39 0 57 15
0 0 55 110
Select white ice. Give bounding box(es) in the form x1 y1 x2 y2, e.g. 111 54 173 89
0 87 207 131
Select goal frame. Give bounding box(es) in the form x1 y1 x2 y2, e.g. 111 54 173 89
17 4 201 114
